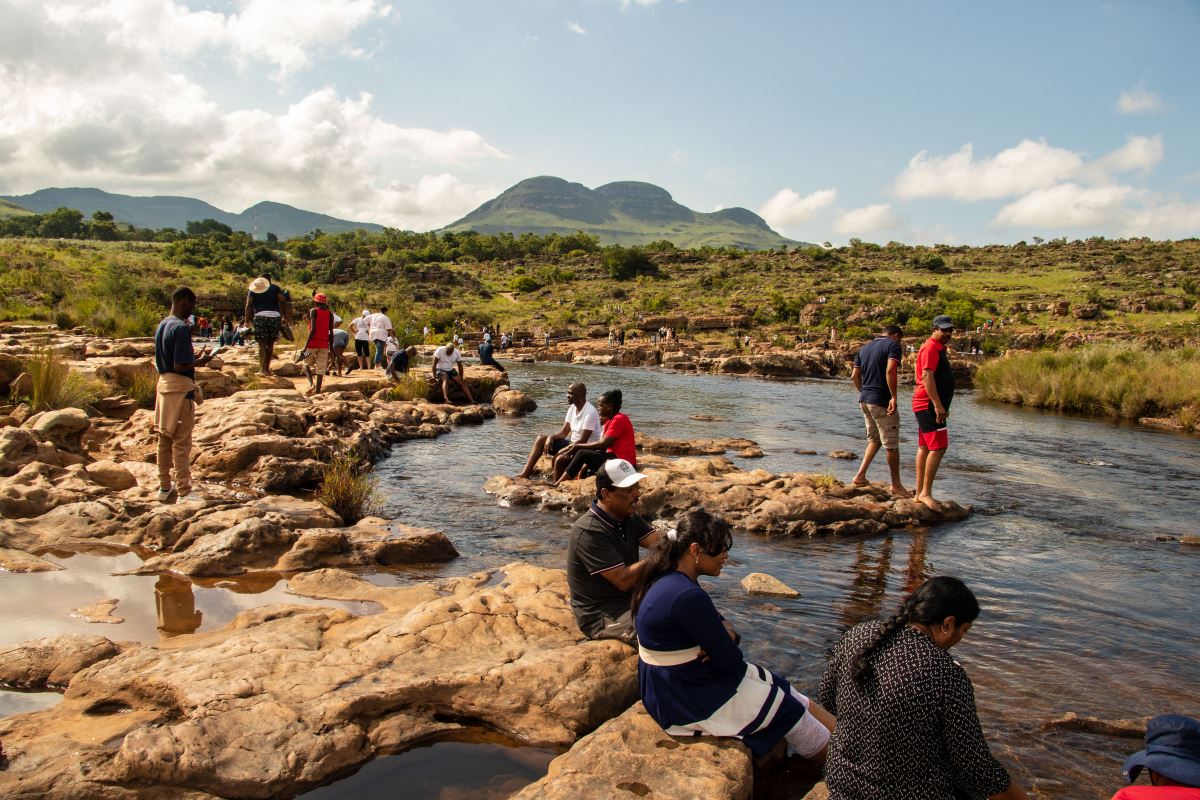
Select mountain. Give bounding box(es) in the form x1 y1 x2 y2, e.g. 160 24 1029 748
0 198 36 219
442 176 806 249
1 188 385 239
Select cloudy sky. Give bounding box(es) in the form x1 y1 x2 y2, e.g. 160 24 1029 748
1 0 1197 243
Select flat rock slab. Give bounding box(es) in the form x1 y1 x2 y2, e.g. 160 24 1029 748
0 634 128 689
637 433 764 458
741 572 800 598
511 702 752 800
0 564 639 800
485 455 970 538
70 598 125 625
0 546 62 572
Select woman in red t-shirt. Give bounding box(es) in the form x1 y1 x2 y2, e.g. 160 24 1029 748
558 389 637 482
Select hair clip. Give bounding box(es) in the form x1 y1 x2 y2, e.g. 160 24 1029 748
666 528 678 542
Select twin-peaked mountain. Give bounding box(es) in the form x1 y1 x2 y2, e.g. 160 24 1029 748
443 176 804 249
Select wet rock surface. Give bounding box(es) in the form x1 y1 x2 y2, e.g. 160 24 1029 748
0 564 638 800
741 572 801 598
637 433 764 458
485 455 970 537
512 702 751 800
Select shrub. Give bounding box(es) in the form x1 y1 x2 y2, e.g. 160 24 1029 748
385 372 430 401
23 349 110 411
511 275 541 293
122 371 158 408
603 246 657 280
316 452 382 525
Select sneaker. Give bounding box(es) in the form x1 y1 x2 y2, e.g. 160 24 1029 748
157 485 177 503
294 349 308 363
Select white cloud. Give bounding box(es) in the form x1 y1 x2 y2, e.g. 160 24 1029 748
1117 83 1164 114
895 140 1083 200
0 0 506 230
993 183 1134 228
1122 200 1200 237
1088 134 1163 175
565 20 586 34
758 188 836 228
833 203 899 234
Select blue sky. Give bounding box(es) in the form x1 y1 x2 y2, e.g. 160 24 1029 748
1 0 1197 242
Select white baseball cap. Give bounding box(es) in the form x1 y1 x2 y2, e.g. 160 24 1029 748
600 458 648 489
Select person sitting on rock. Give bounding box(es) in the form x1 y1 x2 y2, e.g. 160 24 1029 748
431 340 475 405
557 389 637 483
817 576 1030 800
633 507 836 761
478 336 506 372
1110 715 1200 799
302 292 334 397
566 459 660 643
516 382 601 482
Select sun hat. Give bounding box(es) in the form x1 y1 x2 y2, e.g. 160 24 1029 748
932 315 955 331
361 309 370 317
1123 714 1200 786
598 458 648 490
313 292 328 304
248 277 270 294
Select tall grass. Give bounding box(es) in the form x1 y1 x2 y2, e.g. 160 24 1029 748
315 453 382 525
976 345 1200 431
22 349 111 411
384 372 431 402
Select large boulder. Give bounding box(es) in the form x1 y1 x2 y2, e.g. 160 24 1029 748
513 703 751 800
31 407 91 453
8 370 33 399
491 387 538 416
0 634 125 689
0 565 638 800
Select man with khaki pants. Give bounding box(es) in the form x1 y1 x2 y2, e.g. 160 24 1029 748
153 286 214 503
850 324 911 497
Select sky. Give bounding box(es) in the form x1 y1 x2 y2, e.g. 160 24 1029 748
1 0 1197 244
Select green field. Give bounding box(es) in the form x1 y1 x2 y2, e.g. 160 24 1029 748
0 199 35 220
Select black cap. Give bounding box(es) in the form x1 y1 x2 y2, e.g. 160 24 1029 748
932 315 954 331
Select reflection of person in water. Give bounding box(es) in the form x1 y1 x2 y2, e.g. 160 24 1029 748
155 574 202 636
839 531 932 630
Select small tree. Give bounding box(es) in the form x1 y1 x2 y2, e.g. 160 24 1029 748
603 246 657 281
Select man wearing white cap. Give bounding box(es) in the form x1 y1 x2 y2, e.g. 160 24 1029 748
566 459 661 643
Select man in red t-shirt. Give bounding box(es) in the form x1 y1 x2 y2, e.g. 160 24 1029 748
1110 714 1200 800
912 315 956 513
303 293 334 396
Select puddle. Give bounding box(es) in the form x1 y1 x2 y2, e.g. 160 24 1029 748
300 735 558 799
0 688 63 717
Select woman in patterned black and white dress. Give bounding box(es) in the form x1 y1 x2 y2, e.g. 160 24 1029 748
632 508 835 760
818 576 1031 800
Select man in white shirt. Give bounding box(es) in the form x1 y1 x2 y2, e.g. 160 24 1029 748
515 383 600 482
351 309 372 370
368 306 394 369
432 341 475 405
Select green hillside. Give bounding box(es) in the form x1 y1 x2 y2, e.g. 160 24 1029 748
442 176 805 250
0 199 35 219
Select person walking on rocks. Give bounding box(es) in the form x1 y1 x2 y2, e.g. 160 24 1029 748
912 316 956 512
566 459 660 643
516 382 601 482
818 576 1030 800
244 273 290 377
369 306 394 369
432 340 475 405
154 286 215 503
302 293 335 396
851 324 910 497
351 309 372 371
633 508 835 760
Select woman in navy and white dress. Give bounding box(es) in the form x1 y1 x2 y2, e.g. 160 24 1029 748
631 507 835 759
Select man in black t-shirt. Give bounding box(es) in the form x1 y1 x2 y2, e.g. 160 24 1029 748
850 325 910 497
566 459 661 643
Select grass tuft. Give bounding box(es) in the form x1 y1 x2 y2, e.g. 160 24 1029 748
384 371 430 402
316 452 383 525
22 349 111 411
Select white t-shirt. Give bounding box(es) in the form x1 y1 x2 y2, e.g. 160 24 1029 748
369 313 393 341
433 345 463 373
565 401 601 444
385 336 400 357
351 315 370 340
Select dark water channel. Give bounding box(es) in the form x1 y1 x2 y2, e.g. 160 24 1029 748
3 360 1197 799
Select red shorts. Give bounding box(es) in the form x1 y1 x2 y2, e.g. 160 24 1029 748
914 407 949 451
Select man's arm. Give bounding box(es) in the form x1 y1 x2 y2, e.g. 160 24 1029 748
549 421 572 442
596 529 661 591
886 359 900 414
921 370 946 422
851 365 863 392
243 295 252 327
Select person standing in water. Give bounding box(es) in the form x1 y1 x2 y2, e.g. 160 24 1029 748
850 324 910 497
912 315 956 512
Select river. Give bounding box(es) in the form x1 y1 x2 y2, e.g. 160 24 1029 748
3 360 1198 799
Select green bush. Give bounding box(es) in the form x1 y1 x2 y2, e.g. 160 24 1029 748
316 453 382 525
603 246 657 281
511 275 541 293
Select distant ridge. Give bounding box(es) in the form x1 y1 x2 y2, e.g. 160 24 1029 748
443 176 807 249
1 188 385 239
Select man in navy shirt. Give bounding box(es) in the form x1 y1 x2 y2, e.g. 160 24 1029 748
850 324 910 497
154 287 214 503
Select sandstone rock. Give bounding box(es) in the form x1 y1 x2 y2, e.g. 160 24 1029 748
0 634 125 689
274 361 304 377
492 387 538 416
70 598 125 625
8 370 33 399
88 356 156 387
1073 304 1101 320
1180 534 1200 546
690 414 726 421
637 433 761 458
1042 712 1148 738
0 546 63 573
0 352 25 387
84 460 137 491
32 407 91 453
512 703 751 800
93 395 140 419
740 572 801 598
0 565 638 800
828 449 856 459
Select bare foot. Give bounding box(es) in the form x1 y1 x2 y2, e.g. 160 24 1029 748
917 494 942 512
890 485 913 498
851 478 870 488
304 387 317 397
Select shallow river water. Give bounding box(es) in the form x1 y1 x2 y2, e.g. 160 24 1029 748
3 360 1198 799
